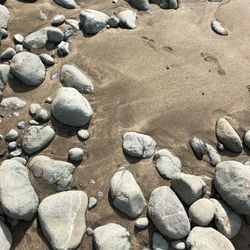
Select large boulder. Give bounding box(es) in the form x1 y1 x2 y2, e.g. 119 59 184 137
0 64 10 91
54 0 77 9
148 186 190 239
93 223 131 250
52 87 93 127
22 125 55 155
60 64 94 93
10 52 46 86
0 5 10 29
0 221 12 250
29 155 75 191
215 118 242 153
153 149 181 179
38 191 88 250
186 227 235 250
0 160 39 221
214 161 250 215
79 10 109 35
122 132 156 158
110 168 146 218
211 198 241 239
171 172 206 205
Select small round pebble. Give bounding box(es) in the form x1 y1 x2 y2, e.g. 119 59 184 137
5 129 19 142
68 147 83 161
1 28 8 39
135 217 149 229
88 197 97 209
78 129 90 141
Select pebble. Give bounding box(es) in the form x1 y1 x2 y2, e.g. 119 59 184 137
5 129 19 142
135 217 149 229
1 97 26 110
152 232 169 250
171 240 186 250
15 44 23 53
1 47 16 60
129 0 150 10
68 147 84 161
39 53 55 66
57 41 69 57
108 16 120 28
47 27 64 43
53 0 77 9
118 10 137 29
88 197 97 209
13 34 24 44
0 64 10 91
0 5 11 29
78 129 90 141
65 19 80 31
52 15 65 26
9 149 22 158
8 141 17 150
211 20 228 36
64 25 74 40
29 103 50 123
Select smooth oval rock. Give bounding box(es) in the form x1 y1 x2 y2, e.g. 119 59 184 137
0 64 10 91
1 48 16 60
54 0 77 9
10 52 46 86
40 53 55 66
118 10 136 29
152 232 169 250
52 15 65 26
129 0 150 10
47 27 64 43
135 217 149 229
0 5 10 29
148 186 191 239
52 87 93 127
78 129 89 140
0 221 12 250
68 147 84 161
29 103 50 123
244 129 250 149
211 20 228 36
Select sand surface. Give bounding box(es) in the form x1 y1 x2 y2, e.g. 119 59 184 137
0 0 250 249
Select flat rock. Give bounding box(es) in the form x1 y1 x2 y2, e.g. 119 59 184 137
10 52 46 86
22 125 55 155
186 227 235 250
93 223 131 250
153 149 181 179
129 0 150 10
38 191 88 250
54 0 77 9
118 10 136 29
1 97 26 110
214 161 250 215
152 232 169 250
110 168 147 218
0 5 11 29
60 64 94 93
215 118 242 153
0 221 12 250
171 172 206 205
29 155 75 191
211 198 241 239
0 159 39 220
52 87 93 127
122 132 156 158
148 186 190 239
0 64 10 91
211 20 228 36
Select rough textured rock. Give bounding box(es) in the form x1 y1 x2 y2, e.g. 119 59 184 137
118 10 137 29
0 221 12 250
171 172 206 205
29 155 75 191
10 52 46 86
0 64 10 91
22 125 55 155
215 118 242 153
38 191 88 250
93 223 131 250
129 0 150 10
0 5 11 29
214 161 250 215
52 87 93 127
153 149 181 179
188 198 215 226
80 10 109 35
60 64 94 93
0 160 39 220
0 97 26 110
186 227 235 250
110 168 147 218
211 198 241 239
54 0 77 9
152 232 169 250
211 20 228 36
122 132 156 158
148 186 190 239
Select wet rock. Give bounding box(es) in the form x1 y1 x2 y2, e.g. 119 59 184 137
110 168 146 218
29 103 50 123
122 132 156 158
47 27 64 43
211 198 241 239
57 41 69 57
52 87 93 127
118 10 136 29
22 125 55 155
152 232 169 250
80 10 109 35
0 159 39 220
0 5 11 29
93 223 131 250
38 191 88 250
40 53 55 66
108 16 120 28
5 129 18 142
1 97 26 110
29 155 75 191
186 227 235 250
1 48 16 60
129 0 150 10
214 161 250 215
0 64 10 91
135 217 149 229
54 0 77 9
13 34 24 44
78 129 89 140
211 20 228 36
0 221 12 250
88 197 97 209
148 186 190 239
153 149 181 179
52 15 65 26
68 147 84 161
10 52 46 86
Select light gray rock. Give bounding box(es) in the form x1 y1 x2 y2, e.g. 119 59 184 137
8 141 17 150
52 15 65 26
79 10 109 35
40 53 55 66
129 0 150 10
68 147 84 161
188 198 215 226
5 129 18 142
122 132 156 158
78 129 89 140
93 223 131 250
29 155 75 191
0 5 11 29
47 27 64 43
22 125 55 155
54 0 77 9
153 149 181 179
135 217 149 229
15 44 23 53
110 168 147 218
214 161 250 215
1 97 26 110
88 197 97 209
171 172 206 205
204 142 221 166
186 227 235 250
211 20 228 36
38 191 88 250
57 41 69 57
29 103 50 123
152 232 169 250
118 10 136 29
108 16 120 28
60 64 94 93
13 34 24 44
190 137 205 160
211 198 241 239
0 221 12 250
0 159 39 220
0 64 10 91
9 149 22 158
52 87 93 127
1 48 16 60
65 19 80 31
244 129 250 149
148 186 190 239
1 28 8 39
215 118 242 153
10 52 46 86
170 240 185 250
17 121 26 129
11 157 27 165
